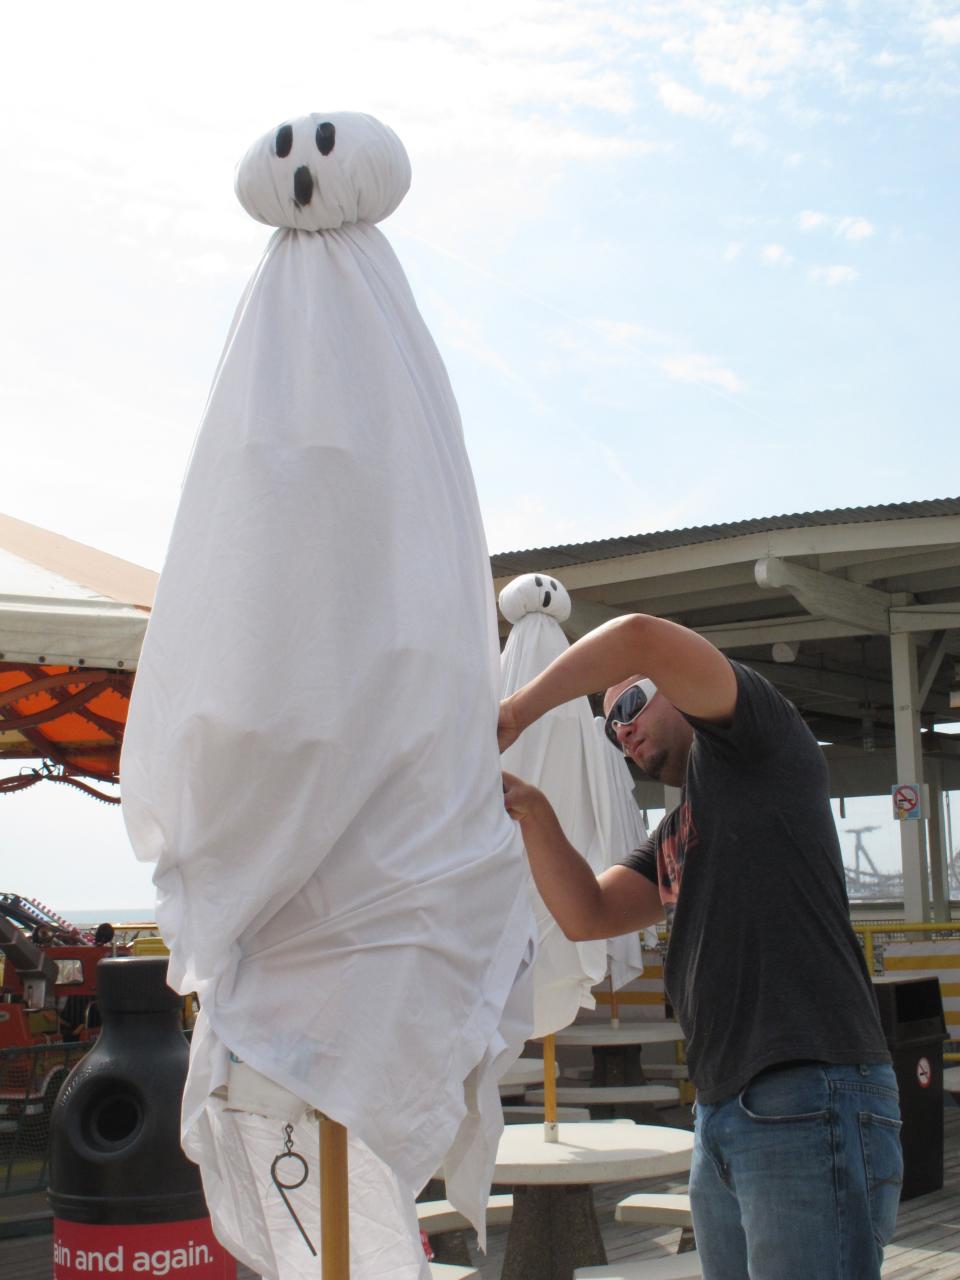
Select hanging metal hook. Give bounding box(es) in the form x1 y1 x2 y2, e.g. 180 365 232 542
270 1123 317 1256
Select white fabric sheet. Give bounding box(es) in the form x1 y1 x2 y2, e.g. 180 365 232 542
121 112 535 1278
499 574 646 1037
590 716 657 989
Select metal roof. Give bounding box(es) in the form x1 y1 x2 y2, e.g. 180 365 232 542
490 497 960 575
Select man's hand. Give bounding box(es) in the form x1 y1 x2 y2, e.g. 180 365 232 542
501 770 545 822
500 770 664 940
497 697 523 754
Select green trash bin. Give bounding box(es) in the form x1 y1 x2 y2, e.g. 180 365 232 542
873 975 948 1200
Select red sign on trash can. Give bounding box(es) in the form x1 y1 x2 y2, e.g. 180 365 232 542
54 1218 234 1280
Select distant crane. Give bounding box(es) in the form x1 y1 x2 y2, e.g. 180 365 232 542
843 826 903 899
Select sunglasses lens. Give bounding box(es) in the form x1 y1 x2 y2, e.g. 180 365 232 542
604 684 650 747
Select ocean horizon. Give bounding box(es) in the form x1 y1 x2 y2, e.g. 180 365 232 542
64 908 156 925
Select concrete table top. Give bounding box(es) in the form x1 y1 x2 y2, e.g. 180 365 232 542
492 1121 693 1186
499 1056 560 1091
526 1084 680 1106
554 1022 685 1047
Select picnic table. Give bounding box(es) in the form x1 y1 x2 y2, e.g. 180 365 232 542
492 1120 693 1280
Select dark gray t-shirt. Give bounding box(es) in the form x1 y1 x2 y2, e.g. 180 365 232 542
620 661 889 1104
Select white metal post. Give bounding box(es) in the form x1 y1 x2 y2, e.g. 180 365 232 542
928 759 949 922
890 631 930 921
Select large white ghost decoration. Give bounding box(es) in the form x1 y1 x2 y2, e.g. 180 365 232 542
122 112 535 1280
499 573 647 1036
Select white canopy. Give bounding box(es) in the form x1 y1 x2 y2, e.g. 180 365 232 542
0 515 153 669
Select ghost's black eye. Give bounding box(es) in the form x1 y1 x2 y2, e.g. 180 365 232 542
316 122 336 155
276 125 293 158
535 576 543 587
550 579 557 591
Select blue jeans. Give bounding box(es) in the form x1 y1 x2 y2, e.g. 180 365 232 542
690 1062 902 1279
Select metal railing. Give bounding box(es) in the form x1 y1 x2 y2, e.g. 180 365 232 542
852 919 960 975
0 1041 91 1197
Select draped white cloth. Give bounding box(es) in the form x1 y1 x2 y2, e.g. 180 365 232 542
499 575 646 1037
121 112 535 1279
590 715 655 989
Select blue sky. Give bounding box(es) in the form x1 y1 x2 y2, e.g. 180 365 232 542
1 1 958 908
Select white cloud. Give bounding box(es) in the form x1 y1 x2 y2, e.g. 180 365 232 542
729 124 769 152
590 318 671 349
724 241 743 262
543 318 744 400
485 494 554 554
797 209 831 231
179 251 250 280
835 215 875 241
656 78 719 119
691 8 808 100
760 243 794 267
930 15 960 44
871 51 904 67
810 264 859 286
660 353 742 394
797 211 876 240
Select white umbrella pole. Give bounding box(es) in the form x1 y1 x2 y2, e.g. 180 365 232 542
320 1113 350 1278
542 1033 558 1143
609 973 620 1029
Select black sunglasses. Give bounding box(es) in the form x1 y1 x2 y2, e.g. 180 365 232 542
604 679 658 749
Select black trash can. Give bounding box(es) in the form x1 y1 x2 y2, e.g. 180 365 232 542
873 975 948 1200
49 957 234 1279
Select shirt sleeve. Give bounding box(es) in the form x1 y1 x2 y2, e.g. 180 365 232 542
618 831 658 885
684 659 806 764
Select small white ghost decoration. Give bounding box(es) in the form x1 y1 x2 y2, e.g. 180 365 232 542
234 111 411 231
499 571 571 625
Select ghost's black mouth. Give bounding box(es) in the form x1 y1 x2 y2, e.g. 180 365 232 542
293 166 314 208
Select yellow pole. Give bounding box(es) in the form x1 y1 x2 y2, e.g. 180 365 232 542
863 926 876 977
319 1113 350 1279
542 1034 558 1143
609 973 620 1028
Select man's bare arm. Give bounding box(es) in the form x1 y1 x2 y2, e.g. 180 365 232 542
503 771 664 940
499 613 737 750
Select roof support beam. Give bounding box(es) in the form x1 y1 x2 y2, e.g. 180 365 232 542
755 557 893 634
890 605 960 634
744 660 892 709
697 615 868 648
918 631 950 707
840 545 960 585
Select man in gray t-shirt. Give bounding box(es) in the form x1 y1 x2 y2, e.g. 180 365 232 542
499 611 902 1280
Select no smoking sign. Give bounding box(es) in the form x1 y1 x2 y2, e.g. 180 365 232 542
892 782 922 821
917 1057 932 1089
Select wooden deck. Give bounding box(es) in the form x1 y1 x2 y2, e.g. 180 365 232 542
4 1106 960 1278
